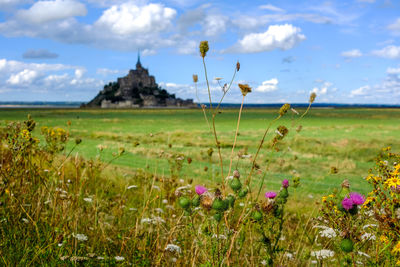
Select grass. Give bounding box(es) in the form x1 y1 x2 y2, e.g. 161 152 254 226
1 107 400 266
1 107 399 199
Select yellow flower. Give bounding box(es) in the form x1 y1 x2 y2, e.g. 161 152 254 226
380 235 389 244
363 196 374 207
392 241 400 254
385 177 400 188
322 196 327 202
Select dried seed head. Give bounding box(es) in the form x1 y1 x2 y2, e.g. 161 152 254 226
236 61 240 71
200 193 213 210
192 74 198 83
341 179 350 188
296 125 303 133
199 41 209 58
279 103 290 116
238 83 252 96
233 169 240 178
215 188 222 198
309 92 317 103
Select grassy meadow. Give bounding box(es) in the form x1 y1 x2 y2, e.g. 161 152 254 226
1 107 399 197
1 106 400 266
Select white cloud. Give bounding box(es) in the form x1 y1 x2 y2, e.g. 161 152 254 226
176 40 197 55
388 18 400 35
341 49 362 58
96 68 125 76
94 3 176 36
202 14 228 37
74 68 86 79
7 69 40 85
17 0 87 24
372 45 400 59
227 24 305 53
350 85 370 96
0 58 103 100
256 78 278 92
259 4 284 13
387 67 400 75
311 81 336 96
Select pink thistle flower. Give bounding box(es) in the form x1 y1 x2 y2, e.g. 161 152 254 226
342 197 354 210
349 192 365 205
195 185 207 195
282 179 289 188
265 191 277 199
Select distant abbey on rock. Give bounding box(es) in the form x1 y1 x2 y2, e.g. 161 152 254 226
83 54 196 108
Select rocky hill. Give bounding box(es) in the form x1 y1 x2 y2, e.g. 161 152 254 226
82 55 196 108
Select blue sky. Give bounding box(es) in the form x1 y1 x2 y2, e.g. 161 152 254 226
0 0 399 104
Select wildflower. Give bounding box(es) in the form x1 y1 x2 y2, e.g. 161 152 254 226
265 191 277 199
195 185 207 195
141 218 153 224
279 103 290 116
311 249 334 259
199 41 209 58
275 129 283 137
349 192 365 205
393 241 400 254
192 74 198 83
380 235 389 244
114 256 125 261
83 197 93 203
342 197 354 210
291 108 299 115
357 251 371 258
361 233 376 241
238 83 252 96
309 92 317 103
385 177 400 188
165 244 181 254
73 233 88 241
155 208 164 213
233 169 240 178
282 179 289 188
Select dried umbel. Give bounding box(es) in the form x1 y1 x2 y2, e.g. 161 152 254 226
192 74 198 83
199 41 209 58
238 83 252 96
279 103 291 116
309 92 317 103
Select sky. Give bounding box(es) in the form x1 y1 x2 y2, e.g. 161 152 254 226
0 0 399 104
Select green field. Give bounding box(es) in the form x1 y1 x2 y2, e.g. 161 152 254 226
1 107 399 198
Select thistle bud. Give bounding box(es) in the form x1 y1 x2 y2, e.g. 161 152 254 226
199 41 209 58
279 103 290 116
236 61 240 71
233 169 240 178
192 74 198 83
238 83 252 96
309 92 317 103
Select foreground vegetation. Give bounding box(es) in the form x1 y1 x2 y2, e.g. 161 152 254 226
1 41 400 265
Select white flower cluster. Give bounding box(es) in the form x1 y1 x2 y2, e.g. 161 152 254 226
165 244 181 254
311 249 334 260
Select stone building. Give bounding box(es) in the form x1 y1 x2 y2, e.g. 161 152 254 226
83 54 196 108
